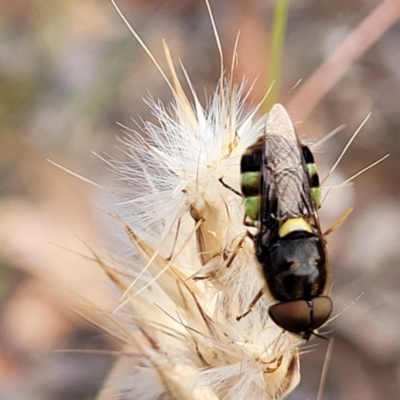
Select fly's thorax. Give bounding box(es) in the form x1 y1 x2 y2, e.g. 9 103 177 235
257 218 327 302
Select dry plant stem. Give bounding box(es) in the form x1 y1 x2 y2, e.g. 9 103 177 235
288 0 400 119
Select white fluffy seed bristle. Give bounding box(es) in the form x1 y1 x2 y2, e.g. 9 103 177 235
96 7 302 399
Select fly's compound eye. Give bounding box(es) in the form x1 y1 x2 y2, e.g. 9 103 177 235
268 296 332 335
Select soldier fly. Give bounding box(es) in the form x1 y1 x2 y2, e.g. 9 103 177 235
239 103 331 340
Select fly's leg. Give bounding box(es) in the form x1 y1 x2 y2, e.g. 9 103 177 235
219 177 257 232
219 177 242 197
193 230 252 281
243 215 257 230
223 230 254 269
236 288 263 321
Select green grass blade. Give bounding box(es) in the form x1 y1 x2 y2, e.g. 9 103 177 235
263 0 290 112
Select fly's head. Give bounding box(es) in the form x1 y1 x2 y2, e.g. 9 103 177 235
268 296 332 340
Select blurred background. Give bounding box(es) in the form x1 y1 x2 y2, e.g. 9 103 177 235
0 0 399 399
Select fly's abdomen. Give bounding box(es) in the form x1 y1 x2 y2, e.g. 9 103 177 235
301 144 321 209
240 137 263 224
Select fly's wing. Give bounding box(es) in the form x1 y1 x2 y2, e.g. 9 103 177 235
257 123 273 234
265 104 313 220
255 122 277 258
299 143 323 232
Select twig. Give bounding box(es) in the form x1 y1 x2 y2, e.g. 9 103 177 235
288 0 400 119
